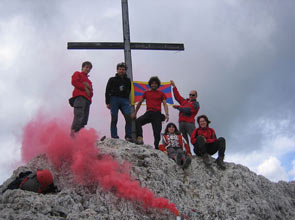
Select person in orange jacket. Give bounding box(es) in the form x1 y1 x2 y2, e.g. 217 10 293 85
159 123 192 169
69 61 93 137
191 115 226 170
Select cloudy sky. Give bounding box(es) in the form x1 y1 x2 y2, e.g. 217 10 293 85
0 0 294 183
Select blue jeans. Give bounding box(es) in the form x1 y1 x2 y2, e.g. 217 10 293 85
110 96 132 138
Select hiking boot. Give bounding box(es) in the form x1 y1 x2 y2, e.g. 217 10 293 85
136 136 144 145
100 136 106 141
182 157 192 169
176 153 183 165
125 137 133 143
216 156 226 170
202 153 211 165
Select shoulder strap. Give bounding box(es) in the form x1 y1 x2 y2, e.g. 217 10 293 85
163 134 168 144
178 134 183 147
196 128 200 136
209 128 215 139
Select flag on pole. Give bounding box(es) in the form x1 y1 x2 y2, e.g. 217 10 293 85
131 81 174 105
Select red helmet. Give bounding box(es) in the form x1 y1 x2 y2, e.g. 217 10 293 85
36 169 53 191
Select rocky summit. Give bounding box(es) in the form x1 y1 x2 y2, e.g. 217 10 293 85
0 138 294 220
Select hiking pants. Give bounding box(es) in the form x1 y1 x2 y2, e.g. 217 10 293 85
136 111 165 149
179 121 195 145
193 136 226 158
71 96 91 132
110 96 132 138
167 146 188 165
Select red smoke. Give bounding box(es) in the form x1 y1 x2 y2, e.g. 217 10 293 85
21 115 179 216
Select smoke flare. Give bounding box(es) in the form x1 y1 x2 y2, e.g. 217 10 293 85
21 115 178 216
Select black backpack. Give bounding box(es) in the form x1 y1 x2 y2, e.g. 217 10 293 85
3 170 59 194
3 171 33 193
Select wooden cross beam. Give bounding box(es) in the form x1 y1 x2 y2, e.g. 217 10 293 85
67 0 184 81
68 42 184 51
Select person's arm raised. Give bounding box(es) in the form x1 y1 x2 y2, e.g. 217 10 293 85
162 100 169 122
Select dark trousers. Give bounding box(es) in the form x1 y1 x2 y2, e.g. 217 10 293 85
136 111 165 149
71 96 90 132
179 121 196 145
193 136 226 158
167 146 189 165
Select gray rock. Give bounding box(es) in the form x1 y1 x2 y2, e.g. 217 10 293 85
0 138 294 220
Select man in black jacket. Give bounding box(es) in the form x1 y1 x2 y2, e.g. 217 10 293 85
105 62 132 141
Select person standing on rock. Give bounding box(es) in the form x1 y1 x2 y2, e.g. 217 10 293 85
191 115 226 170
69 61 93 137
159 123 192 169
105 62 132 142
131 76 169 149
170 80 200 148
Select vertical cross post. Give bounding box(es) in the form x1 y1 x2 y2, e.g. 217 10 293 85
121 0 133 81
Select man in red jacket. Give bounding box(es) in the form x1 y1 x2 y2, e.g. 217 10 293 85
69 61 93 137
131 76 169 149
170 80 200 148
191 115 226 170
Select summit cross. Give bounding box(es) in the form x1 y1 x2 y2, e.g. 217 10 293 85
67 0 184 81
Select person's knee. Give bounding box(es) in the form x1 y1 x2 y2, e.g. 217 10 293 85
218 137 226 150
122 108 131 117
111 115 118 123
123 114 131 123
196 136 205 143
218 137 226 146
218 137 225 142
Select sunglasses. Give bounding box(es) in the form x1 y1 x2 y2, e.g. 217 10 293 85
189 94 196 96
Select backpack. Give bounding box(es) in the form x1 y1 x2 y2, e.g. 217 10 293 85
3 170 59 194
3 171 33 192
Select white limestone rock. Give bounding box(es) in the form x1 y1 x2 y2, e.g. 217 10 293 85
0 138 294 220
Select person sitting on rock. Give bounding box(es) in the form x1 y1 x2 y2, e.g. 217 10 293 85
2 169 58 194
159 122 192 169
191 115 226 170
